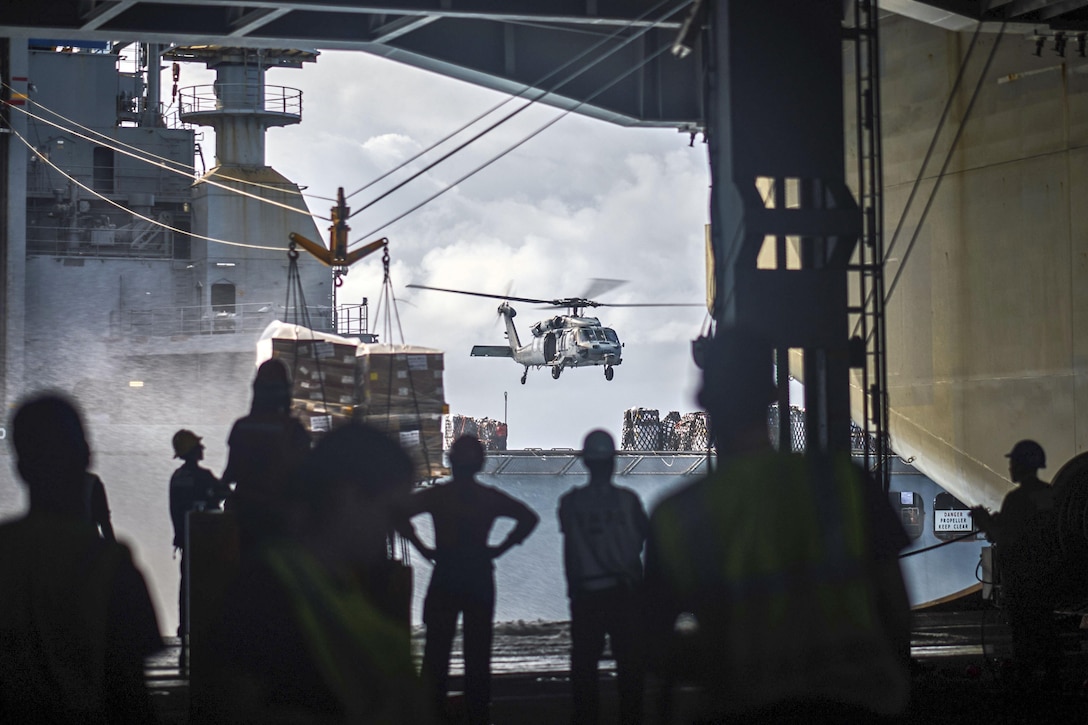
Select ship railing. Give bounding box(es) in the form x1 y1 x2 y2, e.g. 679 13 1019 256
127 303 333 338
27 226 176 259
177 84 302 118
27 160 196 196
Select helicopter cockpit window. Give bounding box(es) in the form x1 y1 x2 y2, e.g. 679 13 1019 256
603 328 619 344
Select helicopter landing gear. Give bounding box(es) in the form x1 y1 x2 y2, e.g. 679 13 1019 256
521 368 528 385
551 365 562 379
604 365 614 381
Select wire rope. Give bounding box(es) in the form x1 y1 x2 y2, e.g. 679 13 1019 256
882 22 1007 309
899 530 979 558
348 39 678 245
5 121 285 251
8 63 336 203
4 86 332 221
341 0 692 210
848 21 986 339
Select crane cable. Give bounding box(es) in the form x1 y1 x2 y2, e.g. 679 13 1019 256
3 121 285 251
850 20 1006 341
343 0 691 217
880 22 1006 312
3 95 331 221
341 0 692 209
4 80 333 202
348 38 679 247
7 78 330 200
284 240 331 429
371 246 439 488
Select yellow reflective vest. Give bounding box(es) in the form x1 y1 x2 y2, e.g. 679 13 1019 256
647 451 910 716
265 546 435 724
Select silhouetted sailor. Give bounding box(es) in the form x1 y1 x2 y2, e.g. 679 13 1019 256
0 394 163 724
85 471 115 542
211 422 434 723
222 358 311 552
645 329 912 723
399 434 539 725
169 428 228 641
559 429 649 725
972 439 1061 684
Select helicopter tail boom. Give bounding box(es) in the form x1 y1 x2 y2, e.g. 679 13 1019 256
471 345 514 358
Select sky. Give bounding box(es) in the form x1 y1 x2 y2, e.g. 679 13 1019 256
170 49 713 450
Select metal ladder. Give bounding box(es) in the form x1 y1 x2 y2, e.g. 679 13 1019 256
846 0 891 492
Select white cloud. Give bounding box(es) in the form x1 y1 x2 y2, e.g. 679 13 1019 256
359 132 420 166
173 48 713 447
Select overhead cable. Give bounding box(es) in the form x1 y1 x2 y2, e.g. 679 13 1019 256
348 39 678 245
882 22 1007 310
3 77 336 203
342 0 692 214
849 21 987 340
5 121 284 251
5 89 332 222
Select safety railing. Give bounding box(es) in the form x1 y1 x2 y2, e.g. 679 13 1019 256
126 303 333 338
177 84 302 118
26 160 195 196
27 226 175 259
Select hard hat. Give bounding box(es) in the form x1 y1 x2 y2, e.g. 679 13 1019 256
581 430 615 462
449 435 485 470
1006 439 1046 469
172 429 202 458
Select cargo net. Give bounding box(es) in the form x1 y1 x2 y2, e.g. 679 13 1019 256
623 405 892 456
622 408 711 452
445 415 509 452
767 407 889 455
767 404 806 452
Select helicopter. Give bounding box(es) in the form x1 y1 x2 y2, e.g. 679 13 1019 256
406 280 702 384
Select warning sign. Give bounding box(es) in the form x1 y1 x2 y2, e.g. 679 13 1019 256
935 509 973 532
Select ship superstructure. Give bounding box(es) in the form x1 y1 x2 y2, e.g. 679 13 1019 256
9 40 329 432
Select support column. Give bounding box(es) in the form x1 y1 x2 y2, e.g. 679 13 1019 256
706 0 858 456
2 36 28 408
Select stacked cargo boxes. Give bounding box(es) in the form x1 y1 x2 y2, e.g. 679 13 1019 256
357 344 448 480
270 335 359 435
257 323 448 479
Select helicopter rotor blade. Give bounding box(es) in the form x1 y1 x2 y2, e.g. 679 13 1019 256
580 278 627 300
406 284 554 306
590 302 705 308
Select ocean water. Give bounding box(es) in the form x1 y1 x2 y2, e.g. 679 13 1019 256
404 469 691 626
0 441 692 638
0 437 985 654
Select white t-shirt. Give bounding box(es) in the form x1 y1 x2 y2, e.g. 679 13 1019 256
558 483 649 594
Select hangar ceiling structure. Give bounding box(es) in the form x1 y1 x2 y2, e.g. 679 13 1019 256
2 1 1086 129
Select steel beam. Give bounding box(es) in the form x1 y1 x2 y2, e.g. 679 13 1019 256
706 0 856 455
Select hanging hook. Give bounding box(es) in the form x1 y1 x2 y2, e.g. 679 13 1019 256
288 240 299 262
